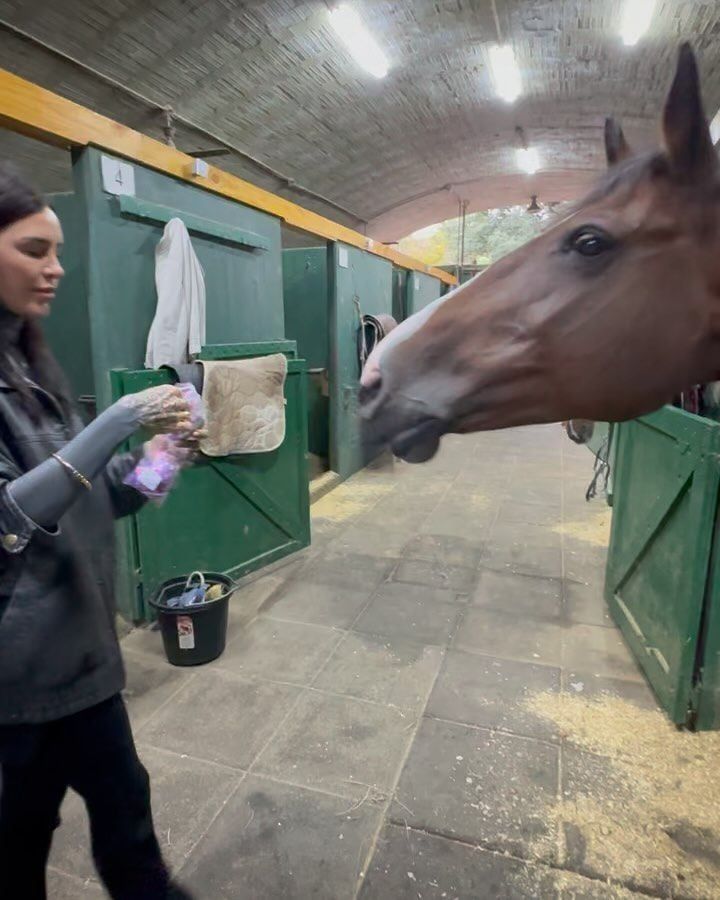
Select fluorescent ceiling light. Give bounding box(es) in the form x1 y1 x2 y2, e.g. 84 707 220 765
329 5 389 79
489 45 522 103
516 147 540 175
620 0 656 47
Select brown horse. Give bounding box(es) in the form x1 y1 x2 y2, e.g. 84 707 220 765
359 44 720 463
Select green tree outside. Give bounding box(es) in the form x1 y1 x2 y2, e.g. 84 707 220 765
399 205 558 268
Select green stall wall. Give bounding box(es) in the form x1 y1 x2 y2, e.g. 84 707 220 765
45 192 94 414
282 248 329 369
73 148 284 410
282 248 330 458
406 271 442 316
329 242 392 479
43 150 303 622
392 266 407 322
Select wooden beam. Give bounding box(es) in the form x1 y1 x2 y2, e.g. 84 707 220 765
0 67 457 286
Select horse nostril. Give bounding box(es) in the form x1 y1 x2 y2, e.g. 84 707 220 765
358 378 382 408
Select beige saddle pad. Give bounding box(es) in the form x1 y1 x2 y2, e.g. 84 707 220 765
199 355 287 456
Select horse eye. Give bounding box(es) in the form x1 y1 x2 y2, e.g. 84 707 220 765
567 227 614 257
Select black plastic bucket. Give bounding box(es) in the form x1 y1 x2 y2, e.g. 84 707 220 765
149 572 234 666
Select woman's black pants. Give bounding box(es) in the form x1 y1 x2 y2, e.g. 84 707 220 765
0 693 194 900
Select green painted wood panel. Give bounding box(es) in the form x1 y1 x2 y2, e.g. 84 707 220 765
206 341 297 359
110 351 310 622
695 516 720 730
392 266 407 322
44 192 94 412
282 247 330 458
605 406 720 724
305 377 329 460
406 271 442 316
282 248 329 370
329 242 392 479
73 147 284 411
117 195 270 251
607 424 618 507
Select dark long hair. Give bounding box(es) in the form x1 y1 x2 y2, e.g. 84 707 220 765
0 162 73 420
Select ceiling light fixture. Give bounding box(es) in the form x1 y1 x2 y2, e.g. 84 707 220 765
328 5 389 79
488 44 522 103
620 0 656 47
516 147 540 175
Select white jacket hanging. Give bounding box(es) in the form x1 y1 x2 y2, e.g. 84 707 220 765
145 218 206 369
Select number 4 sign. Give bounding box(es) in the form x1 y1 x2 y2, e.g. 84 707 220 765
100 155 136 196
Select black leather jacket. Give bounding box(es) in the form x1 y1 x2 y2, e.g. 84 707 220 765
0 375 143 724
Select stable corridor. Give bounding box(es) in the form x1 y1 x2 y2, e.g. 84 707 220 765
48 426 720 899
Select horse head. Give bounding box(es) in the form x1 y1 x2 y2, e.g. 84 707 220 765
359 44 720 463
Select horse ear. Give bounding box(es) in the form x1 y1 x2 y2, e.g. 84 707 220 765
662 42 717 182
604 118 632 167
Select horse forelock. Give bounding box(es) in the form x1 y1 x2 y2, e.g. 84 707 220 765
578 150 720 214
576 152 670 210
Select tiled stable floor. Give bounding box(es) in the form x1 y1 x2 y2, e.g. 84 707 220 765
47 426 720 899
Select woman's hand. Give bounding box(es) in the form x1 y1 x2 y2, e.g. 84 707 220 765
173 427 208 462
117 385 192 434
144 428 207 469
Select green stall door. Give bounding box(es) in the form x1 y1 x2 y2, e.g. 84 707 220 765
405 271 442 316
330 243 392 480
110 346 310 622
605 406 720 724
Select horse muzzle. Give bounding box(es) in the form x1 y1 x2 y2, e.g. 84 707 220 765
388 418 446 463
359 382 447 463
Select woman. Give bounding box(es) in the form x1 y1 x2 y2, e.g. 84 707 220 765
0 163 196 899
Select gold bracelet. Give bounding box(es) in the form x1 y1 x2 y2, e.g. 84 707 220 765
52 453 92 491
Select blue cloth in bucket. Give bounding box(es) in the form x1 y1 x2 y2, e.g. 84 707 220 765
165 572 208 608
166 586 206 608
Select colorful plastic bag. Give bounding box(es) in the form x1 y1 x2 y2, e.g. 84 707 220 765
124 383 204 504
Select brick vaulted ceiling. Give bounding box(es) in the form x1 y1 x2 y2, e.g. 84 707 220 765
0 1 719 241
